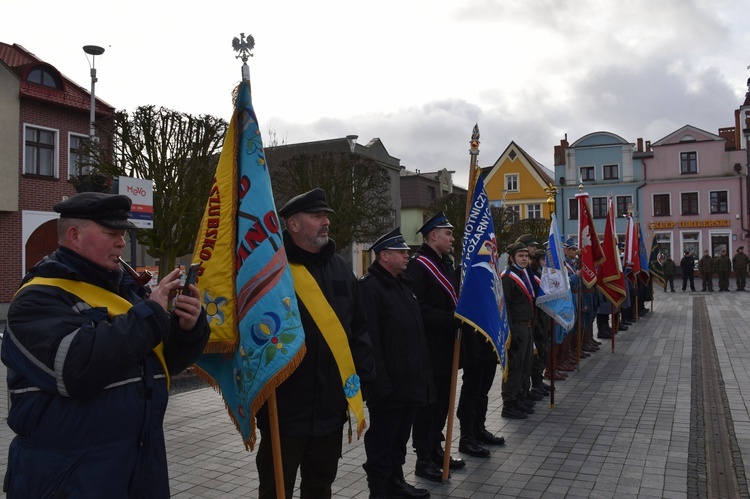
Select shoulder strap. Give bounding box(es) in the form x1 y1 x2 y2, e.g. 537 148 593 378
18 277 169 388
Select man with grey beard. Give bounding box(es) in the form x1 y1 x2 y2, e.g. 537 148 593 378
255 188 375 499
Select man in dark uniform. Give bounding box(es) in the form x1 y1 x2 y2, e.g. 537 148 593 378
680 251 696 292
716 250 732 291
501 241 536 419
663 254 676 292
256 188 376 499
529 248 552 397
733 246 749 291
406 211 465 482
359 228 434 499
698 250 713 291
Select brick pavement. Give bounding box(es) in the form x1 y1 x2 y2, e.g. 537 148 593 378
1 283 750 498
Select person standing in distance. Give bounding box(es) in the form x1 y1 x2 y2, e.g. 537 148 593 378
680 251 696 292
359 228 434 499
406 210 466 482
255 188 376 499
733 246 749 291
2 192 210 498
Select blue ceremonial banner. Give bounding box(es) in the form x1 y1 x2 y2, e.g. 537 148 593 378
193 79 305 451
638 222 650 282
536 214 576 343
455 175 510 373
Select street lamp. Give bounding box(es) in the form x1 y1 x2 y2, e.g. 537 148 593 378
346 134 358 153
83 45 105 140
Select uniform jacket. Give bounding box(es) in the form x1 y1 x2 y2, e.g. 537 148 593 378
663 258 676 276
405 244 459 376
256 231 375 437
698 255 714 274
716 255 732 272
733 252 750 275
680 255 695 274
1 246 209 498
358 261 435 409
501 264 535 324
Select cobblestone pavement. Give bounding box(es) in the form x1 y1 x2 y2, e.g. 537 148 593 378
2 282 750 498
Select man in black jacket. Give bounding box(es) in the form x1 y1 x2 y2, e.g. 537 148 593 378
680 251 696 292
255 188 375 499
406 211 466 482
360 227 434 499
2 192 209 498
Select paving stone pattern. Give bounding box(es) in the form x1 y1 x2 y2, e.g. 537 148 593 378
1 283 750 498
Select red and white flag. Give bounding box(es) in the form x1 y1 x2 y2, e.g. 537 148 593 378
576 193 604 289
624 215 641 285
597 196 626 307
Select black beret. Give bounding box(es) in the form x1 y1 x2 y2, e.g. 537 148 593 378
417 210 453 236
54 192 135 229
534 248 546 258
371 227 410 253
516 234 539 246
278 188 335 218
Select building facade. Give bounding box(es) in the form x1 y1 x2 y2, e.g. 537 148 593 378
0 42 114 319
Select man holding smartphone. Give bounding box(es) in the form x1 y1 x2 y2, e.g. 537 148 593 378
2 192 210 498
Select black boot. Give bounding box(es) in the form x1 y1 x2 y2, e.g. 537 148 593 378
388 467 430 498
458 433 491 458
415 450 444 482
430 446 465 469
475 426 505 446
366 475 390 499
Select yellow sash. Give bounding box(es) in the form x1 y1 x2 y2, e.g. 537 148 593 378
288 263 366 440
17 277 169 388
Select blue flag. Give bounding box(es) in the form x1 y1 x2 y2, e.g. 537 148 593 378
638 222 650 281
536 214 576 342
192 78 305 450
455 175 510 373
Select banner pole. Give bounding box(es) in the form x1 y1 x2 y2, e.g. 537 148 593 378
268 391 286 499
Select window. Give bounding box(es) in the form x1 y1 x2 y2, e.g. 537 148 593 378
569 198 578 220
680 151 697 174
506 174 518 192
507 205 520 220
616 195 632 218
24 126 57 176
27 66 62 90
427 186 436 200
710 191 728 214
603 164 619 180
592 197 607 219
580 166 595 181
653 194 670 216
69 134 91 177
527 204 541 219
681 192 699 215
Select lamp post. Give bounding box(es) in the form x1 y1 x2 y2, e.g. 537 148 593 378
82 45 105 140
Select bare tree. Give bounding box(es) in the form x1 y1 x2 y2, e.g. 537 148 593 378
83 106 228 278
269 151 393 250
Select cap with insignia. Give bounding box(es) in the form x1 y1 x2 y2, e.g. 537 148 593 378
534 248 546 259
54 192 136 229
563 238 577 249
370 227 410 254
278 188 335 218
506 241 528 255
516 234 539 247
417 210 453 236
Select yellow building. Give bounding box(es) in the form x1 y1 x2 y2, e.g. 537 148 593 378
483 141 554 219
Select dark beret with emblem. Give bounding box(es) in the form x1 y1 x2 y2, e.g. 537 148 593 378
371 227 410 254
516 234 539 247
533 248 546 259
278 188 335 218
417 210 453 236
506 241 528 255
54 192 136 229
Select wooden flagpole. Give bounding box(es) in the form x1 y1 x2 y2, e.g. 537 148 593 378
268 392 286 499
442 124 481 482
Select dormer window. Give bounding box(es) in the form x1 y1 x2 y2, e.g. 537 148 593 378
27 66 62 90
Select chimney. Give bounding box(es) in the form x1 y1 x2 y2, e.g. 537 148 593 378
554 134 569 166
645 140 651 152
637 138 643 152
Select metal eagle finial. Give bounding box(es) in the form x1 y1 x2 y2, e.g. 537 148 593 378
232 33 255 63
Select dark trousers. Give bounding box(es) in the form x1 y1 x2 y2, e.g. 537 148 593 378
683 272 695 291
665 275 675 291
457 353 497 434
719 271 730 290
412 373 450 454
501 323 532 403
257 430 342 499
363 406 416 479
737 272 747 291
701 273 713 291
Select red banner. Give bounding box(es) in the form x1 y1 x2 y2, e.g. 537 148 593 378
577 193 604 289
597 197 626 307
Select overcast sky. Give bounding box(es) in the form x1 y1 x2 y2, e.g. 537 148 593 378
5 0 749 187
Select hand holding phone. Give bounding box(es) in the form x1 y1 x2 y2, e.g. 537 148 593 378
181 263 200 296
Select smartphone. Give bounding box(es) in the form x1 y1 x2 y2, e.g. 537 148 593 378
182 263 200 295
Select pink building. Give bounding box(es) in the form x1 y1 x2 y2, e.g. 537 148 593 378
642 124 746 260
